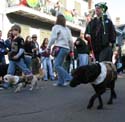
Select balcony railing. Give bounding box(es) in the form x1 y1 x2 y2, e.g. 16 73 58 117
7 0 87 27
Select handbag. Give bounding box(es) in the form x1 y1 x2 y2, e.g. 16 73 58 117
51 46 61 57
51 29 62 57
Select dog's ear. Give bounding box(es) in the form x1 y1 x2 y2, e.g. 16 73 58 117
79 66 90 83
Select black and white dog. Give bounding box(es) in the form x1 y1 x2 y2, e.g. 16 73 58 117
70 61 117 109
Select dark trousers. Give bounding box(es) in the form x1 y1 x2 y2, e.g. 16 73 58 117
95 46 113 62
121 55 125 69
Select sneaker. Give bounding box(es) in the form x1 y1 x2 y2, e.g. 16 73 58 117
53 83 58 86
63 82 69 86
43 78 48 81
118 74 123 78
51 78 55 81
0 87 4 90
53 83 63 87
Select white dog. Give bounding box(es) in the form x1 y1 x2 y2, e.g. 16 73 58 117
4 74 38 92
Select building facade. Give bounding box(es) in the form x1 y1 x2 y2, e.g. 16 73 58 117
0 0 88 44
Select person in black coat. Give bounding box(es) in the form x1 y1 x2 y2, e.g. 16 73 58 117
75 32 89 67
85 2 116 62
0 30 7 64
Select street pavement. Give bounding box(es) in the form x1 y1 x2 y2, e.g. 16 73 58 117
0 76 125 122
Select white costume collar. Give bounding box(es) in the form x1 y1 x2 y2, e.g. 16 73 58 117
92 63 107 85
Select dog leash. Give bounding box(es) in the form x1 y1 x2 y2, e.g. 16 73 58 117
88 37 96 62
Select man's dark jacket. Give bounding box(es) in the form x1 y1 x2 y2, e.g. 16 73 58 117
85 16 116 55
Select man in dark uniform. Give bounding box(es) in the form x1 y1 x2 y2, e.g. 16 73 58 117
85 2 116 62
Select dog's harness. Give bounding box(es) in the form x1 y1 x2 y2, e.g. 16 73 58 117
104 62 117 81
92 62 117 85
18 75 34 85
92 63 107 85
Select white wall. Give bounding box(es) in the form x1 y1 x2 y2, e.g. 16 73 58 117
0 14 3 31
65 0 88 15
2 14 12 39
29 27 41 45
66 0 74 11
0 0 12 39
80 1 88 16
0 0 7 13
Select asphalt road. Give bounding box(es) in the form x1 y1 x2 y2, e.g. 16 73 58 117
0 77 125 122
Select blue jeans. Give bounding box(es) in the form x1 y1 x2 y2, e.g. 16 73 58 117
42 57 54 80
7 58 32 75
24 55 32 69
54 48 72 85
78 54 89 67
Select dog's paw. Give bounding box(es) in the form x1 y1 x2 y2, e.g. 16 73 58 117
29 81 37 91
29 88 33 91
113 94 117 99
97 105 103 110
87 106 92 109
87 100 94 109
15 83 23 93
14 88 21 93
107 101 113 105
87 104 93 109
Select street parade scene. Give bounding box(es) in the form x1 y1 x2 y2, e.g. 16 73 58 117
0 0 125 122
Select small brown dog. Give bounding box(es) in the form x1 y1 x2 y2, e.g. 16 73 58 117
4 74 38 92
3 57 45 92
31 57 45 80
